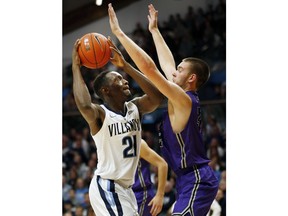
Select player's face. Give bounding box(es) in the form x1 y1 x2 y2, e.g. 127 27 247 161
173 61 193 88
107 72 131 98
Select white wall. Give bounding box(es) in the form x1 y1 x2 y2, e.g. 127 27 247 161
63 0 215 67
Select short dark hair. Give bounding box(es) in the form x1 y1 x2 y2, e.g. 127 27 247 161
183 57 210 90
93 70 111 100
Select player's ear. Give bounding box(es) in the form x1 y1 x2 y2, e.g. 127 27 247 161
101 87 109 95
188 73 196 83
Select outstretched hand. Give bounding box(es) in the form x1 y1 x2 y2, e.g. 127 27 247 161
148 4 159 33
148 193 164 216
108 3 122 36
72 39 81 66
107 37 126 68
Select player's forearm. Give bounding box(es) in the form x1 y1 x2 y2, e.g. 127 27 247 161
155 162 168 196
150 29 175 81
109 3 163 101
116 33 163 105
122 61 163 105
115 31 159 80
72 64 92 108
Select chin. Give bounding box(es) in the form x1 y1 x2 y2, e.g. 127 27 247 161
125 89 131 95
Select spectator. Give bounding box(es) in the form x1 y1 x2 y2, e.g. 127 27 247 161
75 205 85 216
206 115 223 137
63 174 72 202
82 192 95 216
207 137 225 159
72 152 88 179
72 133 88 164
63 134 74 169
63 200 74 215
74 177 89 207
208 155 222 182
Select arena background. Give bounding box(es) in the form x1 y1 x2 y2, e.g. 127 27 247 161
63 0 226 215
1 0 288 216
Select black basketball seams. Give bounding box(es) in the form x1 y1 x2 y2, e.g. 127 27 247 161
90 33 98 68
93 34 107 66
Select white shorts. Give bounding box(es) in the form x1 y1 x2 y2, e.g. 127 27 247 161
89 175 139 216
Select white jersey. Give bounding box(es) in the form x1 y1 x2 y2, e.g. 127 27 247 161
92 101 142 188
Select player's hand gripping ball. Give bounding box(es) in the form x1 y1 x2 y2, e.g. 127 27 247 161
78 33 111 69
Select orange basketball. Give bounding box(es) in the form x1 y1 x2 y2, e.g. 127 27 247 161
78 33 111 69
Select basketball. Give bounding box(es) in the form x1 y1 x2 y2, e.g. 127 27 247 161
78 32 111 69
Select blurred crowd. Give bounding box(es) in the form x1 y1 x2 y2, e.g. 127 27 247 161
63 0 226 215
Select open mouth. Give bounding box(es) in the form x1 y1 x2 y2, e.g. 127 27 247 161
123 85 130 91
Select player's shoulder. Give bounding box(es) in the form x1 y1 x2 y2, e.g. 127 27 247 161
127 98 140 109
91 103 104 111
187 91 200 102
90 103 106 118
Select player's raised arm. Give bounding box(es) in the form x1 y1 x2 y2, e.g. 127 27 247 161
107 16 164 115
108 3 191 133
72 39 102 134
108 4 183 103
147 4 192 102
108 3 162 85
148 4 176 82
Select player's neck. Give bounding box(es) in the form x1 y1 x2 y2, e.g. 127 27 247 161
184 85 196 92
104 102 126 115
185 81 197 92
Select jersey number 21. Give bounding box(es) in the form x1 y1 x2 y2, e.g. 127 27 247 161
122 135 137 158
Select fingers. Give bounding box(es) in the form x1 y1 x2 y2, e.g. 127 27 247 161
155 10 158 19
109 46 122 63
150 205 160 216
74 39 78 46
107 37 121 54
148 200 161 216
108 3 115 18
107 36 116 48
147 4 158 26
72 39 81 59
110 47 120 55
107 36 121 62
148 4 158 16
148 4 156 13
73 39 80 49
108 4 111 16
151 4 157 12
108 2 122 35
107 36 113 46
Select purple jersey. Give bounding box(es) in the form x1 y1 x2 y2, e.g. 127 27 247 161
159 91 218 215
132 159 155 216
159 91 210 174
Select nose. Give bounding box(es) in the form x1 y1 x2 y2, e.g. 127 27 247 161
123 79 129 85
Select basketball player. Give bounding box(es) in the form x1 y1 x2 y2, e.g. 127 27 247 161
108 3 219 215
134 139 168 216
71 36 163 215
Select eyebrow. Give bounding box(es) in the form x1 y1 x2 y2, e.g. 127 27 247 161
111 74 123 82
116 74 123 79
